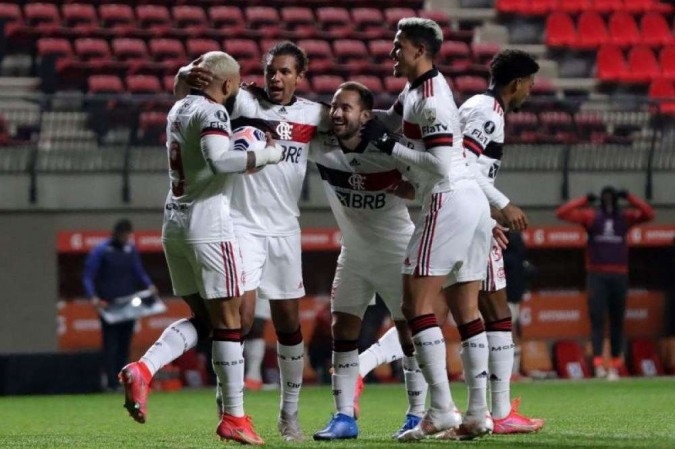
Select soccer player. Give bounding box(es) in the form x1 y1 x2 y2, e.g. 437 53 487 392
307 82 426 441
176 42 329 441
360 18 494 441
354 49 546 435
119 51 284 446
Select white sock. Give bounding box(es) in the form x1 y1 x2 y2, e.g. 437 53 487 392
277 342 304 415
359 327 404 377
460 332 489 417
212 340 245 417
140 318 198 376
487 331 514 419
403 355 427 417
244 338 265 382
412 327 454 413
332 349 359 417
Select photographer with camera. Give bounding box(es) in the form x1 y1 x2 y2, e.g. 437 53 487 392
556 187 654 380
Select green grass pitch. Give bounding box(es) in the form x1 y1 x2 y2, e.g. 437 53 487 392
1 378 674 448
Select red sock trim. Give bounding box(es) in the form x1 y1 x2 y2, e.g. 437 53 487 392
408 314 438 336
458 318 485 341
276 327 303 346
213 328 242 342
485 317 512 333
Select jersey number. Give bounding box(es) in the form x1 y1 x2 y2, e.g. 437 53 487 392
169 141 185 196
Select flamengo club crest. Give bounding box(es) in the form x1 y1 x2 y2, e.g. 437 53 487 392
276 121 293 140
348 173 365 190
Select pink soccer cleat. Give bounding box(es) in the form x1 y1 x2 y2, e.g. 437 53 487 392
217 413 265 446
492 398 545 434
119 361 152 424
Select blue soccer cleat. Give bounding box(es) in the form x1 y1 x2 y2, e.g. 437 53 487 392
313 413 359 441
391 413 422 439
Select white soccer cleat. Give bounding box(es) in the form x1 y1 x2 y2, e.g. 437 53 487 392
397 408 462 442
435 410 493 441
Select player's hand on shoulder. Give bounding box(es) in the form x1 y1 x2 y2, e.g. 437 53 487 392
361 118 397 155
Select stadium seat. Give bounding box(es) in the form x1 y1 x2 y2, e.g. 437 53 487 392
311 75 344 95
540 111 574 130
531 76 556 96
659 45 675 81
0 3 22 37
281 7 317 39
74 38 111 60
207 6 245 38
138 111 167 145
640 12 672 47
162 74 175 94
245 7 281 38
608 12 640 48
112 38 148 62
98 4 136 36
368 39 393 63
471 42 501 64
172 6 208 35
223 39 260 75
333 39 370 74
589 0 625 13
517 0 557 16
135 5 171 37
624 46 660 83
149 38 185 62
623 0 655 13
555 0 592 14
629 339 664 376
573 111 607 137
350 75 384 93
383 8 416 30
545 12 577 48
36 37 73 58
126 75 162 94
87 74 124 94
383 76 407 95
553 340 590 379
576 11 609 49
453 76 488 100
24 3 61 34
298 39 334 73
185 38 219 59
418 9 452 38
351 8 387 39
648 79 675 114
62 3 97 35
438 41 472 74
316 7 352 39
596 45 627 82
495 0 523 14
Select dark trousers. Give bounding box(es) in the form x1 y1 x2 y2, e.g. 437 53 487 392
100 318 136 389
587 272 628 358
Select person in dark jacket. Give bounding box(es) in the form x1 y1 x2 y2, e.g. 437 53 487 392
556 187 654 380
83 219 155 390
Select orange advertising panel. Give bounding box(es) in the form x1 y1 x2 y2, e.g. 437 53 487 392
519 290 665 339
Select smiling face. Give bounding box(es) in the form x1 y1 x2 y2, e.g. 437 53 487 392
264 54 303 105
390 31 421 79
330 88 371 141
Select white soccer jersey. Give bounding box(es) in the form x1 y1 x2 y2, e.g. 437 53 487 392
392 69 471 198
459 91 505 186
162 94 237 243
309 134 414 260
229 89 329 236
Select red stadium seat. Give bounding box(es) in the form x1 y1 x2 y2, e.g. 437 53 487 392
223 39 260 75
383 8 416 30
0 3 22 37
623 0 655 13
383 76 407 95
649 79 675 114
311 75 344 94
245 7 281 38
517 0 557 16
624 46 660 83
88 74 124 94
298 39 334 73
630 339 664 376
576 11 609 49
438 41 471 72
452 76 488 99
333 39 370 74
186 38 220 59
36 37 72 57
24 3 61 33
659 45 675 81
545 12 577 48
640 12 672 47
589 0 624 13
316 7 352 39
126 74 162 94
149 38 185 62
531 76 556 96
574 111 607 140
172 6 208 35
138 110 167 144
553 340 590 379
495 0 524 14
471 42 500 64
162 74 175 93
351 8 387 39
539 111 574 130
98 4 135 35
350 75 384 93
112 38 148 61
281 7 317 39
608 12 640 48
74 38 111 60
135 5 171 36
418 9 451 29
62 3 97 34
596 45 627 82
555 0 591 14
207 6 245 38
368 40 393 62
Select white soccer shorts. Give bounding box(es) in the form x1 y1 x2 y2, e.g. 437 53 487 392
481 238 507 292
331 253 406 321
163 239 243 299
402 179 492 283
237 231 305 300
